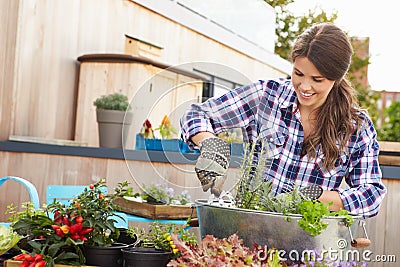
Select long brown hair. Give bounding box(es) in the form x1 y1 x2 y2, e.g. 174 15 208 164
291 23 362 170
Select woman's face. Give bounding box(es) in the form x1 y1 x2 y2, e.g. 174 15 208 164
291 56 335 111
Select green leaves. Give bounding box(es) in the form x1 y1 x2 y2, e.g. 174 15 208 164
297 200 354 237
297 200 330 237
45 178 128 247
379 101 400 141
93 93 131 111
235 140 271 210
0 226 22 256
128 222 197 255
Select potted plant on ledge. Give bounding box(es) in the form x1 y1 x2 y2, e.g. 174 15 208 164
135 116 198 153
93 92 133 148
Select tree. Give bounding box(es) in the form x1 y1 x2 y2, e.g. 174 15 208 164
264 0 337 60
378 101 400 141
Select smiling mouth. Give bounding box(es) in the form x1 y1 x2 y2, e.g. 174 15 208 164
300 91 315 97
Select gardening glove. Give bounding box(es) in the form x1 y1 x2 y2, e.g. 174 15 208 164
298 185 323 200
195 137 230 197
274 184 323 201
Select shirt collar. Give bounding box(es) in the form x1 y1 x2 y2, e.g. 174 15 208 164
278 80 297 112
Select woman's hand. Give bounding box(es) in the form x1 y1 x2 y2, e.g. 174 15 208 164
191 132 230 196
318 190 345 211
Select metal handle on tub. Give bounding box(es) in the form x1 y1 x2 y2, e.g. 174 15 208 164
347 220 371 248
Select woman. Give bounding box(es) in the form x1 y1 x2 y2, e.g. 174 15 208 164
180 23 386 218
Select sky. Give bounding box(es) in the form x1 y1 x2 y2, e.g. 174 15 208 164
288 0 399 92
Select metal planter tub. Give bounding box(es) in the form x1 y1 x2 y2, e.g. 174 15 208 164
195 199 366 260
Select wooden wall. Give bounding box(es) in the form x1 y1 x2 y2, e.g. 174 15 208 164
0 1 19 141
74 59 203 148
0 0 287 143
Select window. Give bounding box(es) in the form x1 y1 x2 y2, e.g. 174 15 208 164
194 69 242 101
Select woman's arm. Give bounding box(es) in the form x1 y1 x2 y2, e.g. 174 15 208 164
180 80 269 148
190 131 215 146
336 116 387 218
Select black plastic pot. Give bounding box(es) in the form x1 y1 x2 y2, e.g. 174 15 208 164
121 247 171 267
84 243 130 267
117 228 139 245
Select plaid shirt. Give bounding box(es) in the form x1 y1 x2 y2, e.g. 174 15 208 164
181 79 387 218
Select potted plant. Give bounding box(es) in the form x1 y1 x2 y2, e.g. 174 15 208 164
8 179 131 267
93 92 133 148
55 179 130 267
7 202 91 266
195 140 359 262
122 222 197 267
114 182 195 221
135 117 198 153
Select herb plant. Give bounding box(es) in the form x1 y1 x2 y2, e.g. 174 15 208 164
233 139 354 237
234 140 271 210
297 200 331 237
130 182 192 205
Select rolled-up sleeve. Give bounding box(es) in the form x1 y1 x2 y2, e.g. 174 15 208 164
337 119 387 218
180 81 265 148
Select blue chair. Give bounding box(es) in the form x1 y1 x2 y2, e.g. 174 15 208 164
0 176 40 227
46 185 129 228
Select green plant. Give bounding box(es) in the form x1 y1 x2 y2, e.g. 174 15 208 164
8 202 89 266
234 140 272 210
378 101 400 141
7 180 130 266
48 178 130 247
132 182 192 205
155 115 177 139
127 222 197 258
93 93 131 111
0 225 22 256
233 139 354 237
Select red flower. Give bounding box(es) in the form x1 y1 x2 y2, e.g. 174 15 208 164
144 119 152 128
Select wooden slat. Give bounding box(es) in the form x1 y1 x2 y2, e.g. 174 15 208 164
383 180 400 264
115 197 196 220
0 0 19 141
379 141 400 152
379 155 400 166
